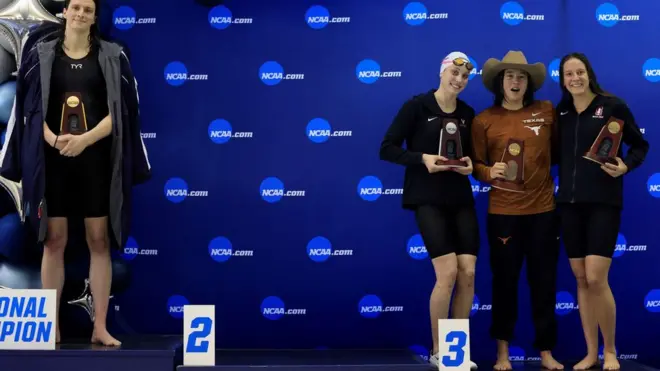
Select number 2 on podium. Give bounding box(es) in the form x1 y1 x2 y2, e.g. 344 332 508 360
186 316 212 353
442 330 467 367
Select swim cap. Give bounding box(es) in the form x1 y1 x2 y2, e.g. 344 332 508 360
440 51 471 74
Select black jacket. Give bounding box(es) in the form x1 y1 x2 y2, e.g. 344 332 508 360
379 89 475 209
555 94 649 208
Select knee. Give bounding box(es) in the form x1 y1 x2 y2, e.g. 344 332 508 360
574 274 588 289
585 273 607 292
86 232 108 254
44 232 67 256
457 266 476 287
435 266 458 288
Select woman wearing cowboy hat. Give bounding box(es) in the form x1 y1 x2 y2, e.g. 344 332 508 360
471 51 563 371
380 51 479 370
554 53 648 371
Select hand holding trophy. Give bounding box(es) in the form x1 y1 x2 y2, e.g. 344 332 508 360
437 118 468 168
60 92 87 135
57 92 90 157
583 117 623 166
491 138 525 193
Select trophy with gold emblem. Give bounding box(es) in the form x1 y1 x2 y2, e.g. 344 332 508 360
59 92 87 135
491 139 525 193
583 117 624 166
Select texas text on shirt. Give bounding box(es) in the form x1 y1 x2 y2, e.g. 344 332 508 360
471 100 557 215
379 89 476 208
554 94 649 208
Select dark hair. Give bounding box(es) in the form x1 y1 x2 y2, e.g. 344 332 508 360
55 0 102 55
558 52 611 104
492 70 536 108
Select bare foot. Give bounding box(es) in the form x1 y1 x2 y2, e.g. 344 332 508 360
541 352 564 370
572 355 599 370
91 328 121 347
494 357 512 371
602 352 619 370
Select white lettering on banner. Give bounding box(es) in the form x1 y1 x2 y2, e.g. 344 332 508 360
0 289 57 350
114 17 156 25
210 17 253 25
183 305 215 366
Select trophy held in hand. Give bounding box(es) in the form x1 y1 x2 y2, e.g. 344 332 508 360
59 92 88 135
583 117 623 166
491 139 525 193
437 118 468 168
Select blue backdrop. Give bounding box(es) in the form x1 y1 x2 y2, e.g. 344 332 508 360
7 0 660 365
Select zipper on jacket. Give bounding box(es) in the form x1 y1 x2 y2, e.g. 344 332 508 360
570 113 580 203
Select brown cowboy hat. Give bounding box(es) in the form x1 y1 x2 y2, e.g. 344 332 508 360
481 50 546 93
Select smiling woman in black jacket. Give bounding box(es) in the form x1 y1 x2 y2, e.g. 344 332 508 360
379 51 478 370
555 52 649 371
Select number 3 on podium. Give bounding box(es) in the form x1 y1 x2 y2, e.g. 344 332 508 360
183 305 216 366
437 319 471 371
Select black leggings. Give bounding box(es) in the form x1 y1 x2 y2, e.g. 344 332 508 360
414 204 480 259
559 203 621 259
487 210 559 351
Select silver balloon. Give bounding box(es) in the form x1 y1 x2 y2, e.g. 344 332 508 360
0 0 61 69
0 0 60 23
67 278 116 322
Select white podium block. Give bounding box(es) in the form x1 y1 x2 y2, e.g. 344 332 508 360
437 319 471 371
183 305 215 366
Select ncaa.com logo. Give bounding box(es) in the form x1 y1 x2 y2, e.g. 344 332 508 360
407 234 428 260
120 236 158 261
208 5 253 30
402 2 448 26
549 58 560 83
613 233 647 258
208 119 254 144
261 296 306 320
648 173 660 197
167 295 189 319
508 346 541 361
355 59 402 84
597 346 638 361
409 345 430 362
259 61 305 86
112 6 156 31
645 289 660 313
358 295 404 319
164 62 209 87
259 177 305 203
306 118 352 143
164 177 209 204
466 57 482 81
357 176 403 201
307 236 353 262
555 291 577 316
208 236 254 263
595 3 640 28
305 5 350 29
500 1 544 26
470 294 492 317
643 59 660 83
469 175 490 196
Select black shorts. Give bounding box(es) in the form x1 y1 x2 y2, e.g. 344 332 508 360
414 204 480 259
44 141 111 218
559 203 621 259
